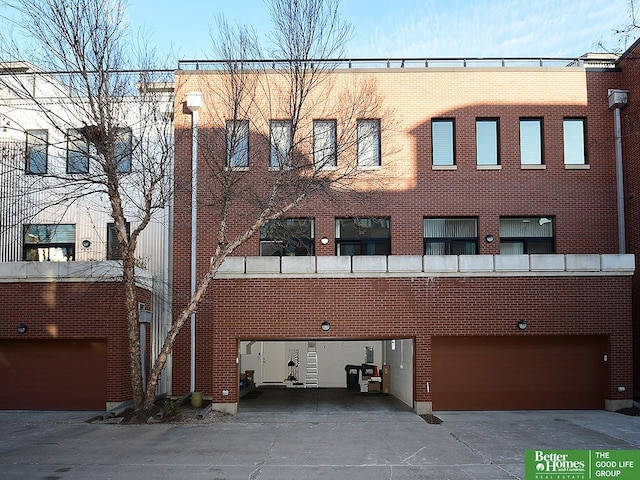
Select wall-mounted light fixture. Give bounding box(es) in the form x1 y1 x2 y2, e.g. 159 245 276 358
320 237 329 245
485 234 494 243
82 239 91 248
517 320 527 331
321 321 331 331
17 323 27 334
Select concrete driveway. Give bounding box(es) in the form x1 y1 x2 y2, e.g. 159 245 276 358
0 401 639 479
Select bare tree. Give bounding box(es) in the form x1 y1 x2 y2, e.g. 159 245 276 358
0 0 174 413
1 0 393 415
148 0 394 411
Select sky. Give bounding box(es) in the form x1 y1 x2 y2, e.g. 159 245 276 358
122 0 638 61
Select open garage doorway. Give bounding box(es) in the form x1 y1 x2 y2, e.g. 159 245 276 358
238 339 414 412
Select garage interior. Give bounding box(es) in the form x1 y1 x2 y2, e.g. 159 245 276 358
239 339 414 411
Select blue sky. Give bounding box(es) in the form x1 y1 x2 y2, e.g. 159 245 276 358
124 0 636 60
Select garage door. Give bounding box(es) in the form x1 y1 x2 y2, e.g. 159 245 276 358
0 340 107 410
432 336 606 410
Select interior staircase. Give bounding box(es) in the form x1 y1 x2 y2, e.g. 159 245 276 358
305 341 318 388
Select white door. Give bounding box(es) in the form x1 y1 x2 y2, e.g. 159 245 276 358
261 342 286 384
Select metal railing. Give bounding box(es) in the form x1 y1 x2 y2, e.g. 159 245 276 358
177 55 619 71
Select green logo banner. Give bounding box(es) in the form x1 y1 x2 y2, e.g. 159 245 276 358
525 450 640 479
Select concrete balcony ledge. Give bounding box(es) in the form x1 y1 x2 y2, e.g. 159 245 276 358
0 261 153 289
214 254 635 278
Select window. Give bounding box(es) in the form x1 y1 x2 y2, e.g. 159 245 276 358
313 120 337 169
26 129 48 174
260 218 314 256
107 222 130 260
476 118 499 166
563 118 586 165
226 120 249 168
23 224 75 261
270 120 292 169
115 127 132 173
520 118 543 165
500 217 554 254
357 119 381 168
424 218 478 255
335 218 390 255
432 119 455 166
67 128 89 174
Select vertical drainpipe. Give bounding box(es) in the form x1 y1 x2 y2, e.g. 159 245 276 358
608 89 629 254
186 92 203 393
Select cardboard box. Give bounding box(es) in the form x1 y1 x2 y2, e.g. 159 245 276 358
368 381 381 393
382 364 390 394
245 370 255 383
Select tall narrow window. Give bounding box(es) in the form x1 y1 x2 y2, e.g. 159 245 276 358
107 222 131 260
335 218 390 255
520 118 543 165
563 118 586 165
114 127 132 173
424 218 478 255
476 118 499 166
67 128 90 173
23 224 76 261
226 120 249 168
260 218 314 256
26 129 48 174
432 119 455 166
357 119 381 168
270 120 292 169
313 120 337 169
500 217 554 254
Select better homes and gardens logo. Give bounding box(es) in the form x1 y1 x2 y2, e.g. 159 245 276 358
525 450 640 480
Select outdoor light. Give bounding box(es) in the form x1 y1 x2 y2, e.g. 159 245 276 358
82 239 91 248
485 234 494 243
517 320 527 331
321 321 331 331
320 237 329 245
17 323 27 334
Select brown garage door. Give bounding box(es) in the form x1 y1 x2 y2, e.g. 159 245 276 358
0 340 107 410
432 336 606 410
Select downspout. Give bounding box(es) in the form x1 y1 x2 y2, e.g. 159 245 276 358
186 92 203 393
608 89 629 254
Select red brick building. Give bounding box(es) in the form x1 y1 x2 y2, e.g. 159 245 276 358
0 264 152 410
618 38 640 396
171 46 638 414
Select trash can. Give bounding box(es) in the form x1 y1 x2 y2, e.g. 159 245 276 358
345 365 361 390
361 364 376 378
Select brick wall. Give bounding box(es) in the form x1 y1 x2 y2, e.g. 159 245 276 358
173 275 632 406
0 281 150 404
171 65 631 406
619 39 640 395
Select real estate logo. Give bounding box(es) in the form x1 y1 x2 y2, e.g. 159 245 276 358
528 450 587 479
525 450 640 480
